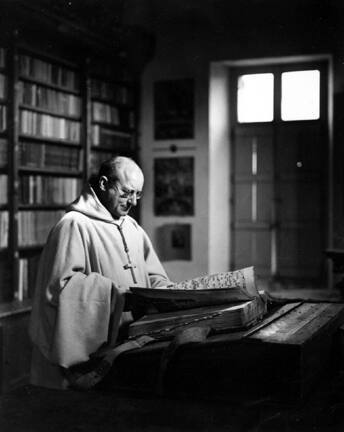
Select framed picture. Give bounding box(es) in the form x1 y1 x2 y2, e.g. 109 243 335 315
154 78 194 140
156 224 192 261
154 157 194 216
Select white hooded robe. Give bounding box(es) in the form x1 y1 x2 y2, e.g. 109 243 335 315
29 185 170 389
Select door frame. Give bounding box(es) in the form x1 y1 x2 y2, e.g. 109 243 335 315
226 55 333 288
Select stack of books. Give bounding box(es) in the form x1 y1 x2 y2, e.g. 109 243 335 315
128 266 267 340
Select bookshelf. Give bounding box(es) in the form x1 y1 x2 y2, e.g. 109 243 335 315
14 49 83 302
0 47 10 303
89 63 137 174
0 45 138 305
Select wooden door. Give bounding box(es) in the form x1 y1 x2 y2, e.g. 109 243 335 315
231 63 328 288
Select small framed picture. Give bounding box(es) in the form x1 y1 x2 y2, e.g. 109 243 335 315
156 224 192 261
154 78 194 140
154 157 194 216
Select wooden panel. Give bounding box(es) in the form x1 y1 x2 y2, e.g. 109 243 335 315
277 227 323 277
249 303 340 344
110 302 344 402
234 135 254 175
275 122 326 280
257 181 273 222
0 312 32 393
276 123 324 177
234 183 252 221
234 230 271 275
279 181 322 222
233 127 274 277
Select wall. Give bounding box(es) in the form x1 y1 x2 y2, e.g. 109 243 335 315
136 0 344 283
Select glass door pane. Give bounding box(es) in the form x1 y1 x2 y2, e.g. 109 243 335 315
237 73 274 123
281 70 320 121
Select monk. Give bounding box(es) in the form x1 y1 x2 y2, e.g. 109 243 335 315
29 156 171 389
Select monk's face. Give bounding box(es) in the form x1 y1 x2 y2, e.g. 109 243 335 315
102 166 144 219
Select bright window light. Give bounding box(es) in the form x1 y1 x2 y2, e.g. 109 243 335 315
281 70 320 121
237 73 274 123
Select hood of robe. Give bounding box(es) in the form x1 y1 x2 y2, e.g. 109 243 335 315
66 183 120 224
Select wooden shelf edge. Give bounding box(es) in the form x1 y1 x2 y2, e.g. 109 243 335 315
19 134 82 147
91 97 134 110
19 104 82 121
19 204 68 210
0 299 32 319
19 166 83 177
92 121 135 133
19 74 80 95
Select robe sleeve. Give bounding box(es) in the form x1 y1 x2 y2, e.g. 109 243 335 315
29 217 124 368
141 227 171 288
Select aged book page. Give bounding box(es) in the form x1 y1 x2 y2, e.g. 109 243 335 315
130 267 261 312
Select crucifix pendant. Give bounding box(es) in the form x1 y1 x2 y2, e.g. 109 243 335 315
117 222 137 284
123 262 137 284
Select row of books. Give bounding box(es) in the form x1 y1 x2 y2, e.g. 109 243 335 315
19 54 79 91
18 210 64 247
16 254 41 301
92 101 120 125
0 48 5 69
18 81 81 117
0 174 7 204
92 125 133 148
0 73 6 99
0 138 6 166
0 105 6 131
0 211 8 248
90 151 113 173
0 257 11 302
20 110 81 142
19 175 81 205
91 79 133 105
19 142 81 171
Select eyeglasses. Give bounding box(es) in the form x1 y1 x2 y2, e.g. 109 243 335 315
110 181 143 200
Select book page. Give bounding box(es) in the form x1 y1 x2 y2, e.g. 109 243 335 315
164 266 258 298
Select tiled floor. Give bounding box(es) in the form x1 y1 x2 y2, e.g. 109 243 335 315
1 376 344 432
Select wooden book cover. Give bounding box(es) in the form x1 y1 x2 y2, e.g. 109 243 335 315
128 297 267 339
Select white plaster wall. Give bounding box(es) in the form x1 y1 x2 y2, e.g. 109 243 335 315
208 63 231 274
140 59 210 282
135 0 340 283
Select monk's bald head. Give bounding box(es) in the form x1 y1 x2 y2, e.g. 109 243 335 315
99 156 144 185
96 156 144 219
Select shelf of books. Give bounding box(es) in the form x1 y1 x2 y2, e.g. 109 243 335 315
0 45 138 306
0 46 10 302
14 49 83 302
90 70 136 174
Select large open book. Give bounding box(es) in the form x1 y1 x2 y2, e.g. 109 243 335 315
128 267 267 338
130 266 260 313
128 297 266 339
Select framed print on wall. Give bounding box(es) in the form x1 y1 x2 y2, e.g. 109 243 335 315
154 78 194 140
156 223 192 261
154 157 194 216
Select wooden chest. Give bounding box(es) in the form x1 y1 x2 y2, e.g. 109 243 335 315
107 302 344 403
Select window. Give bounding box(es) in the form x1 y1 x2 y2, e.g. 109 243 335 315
281 70 320 121
237 73 274 123
237 69 321 123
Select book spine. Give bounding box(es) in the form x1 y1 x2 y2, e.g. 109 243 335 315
18 210 64 246
129 311 223 339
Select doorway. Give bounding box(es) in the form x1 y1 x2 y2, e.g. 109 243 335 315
230 61 329 289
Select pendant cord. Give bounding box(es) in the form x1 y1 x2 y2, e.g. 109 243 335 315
117 221 137 284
